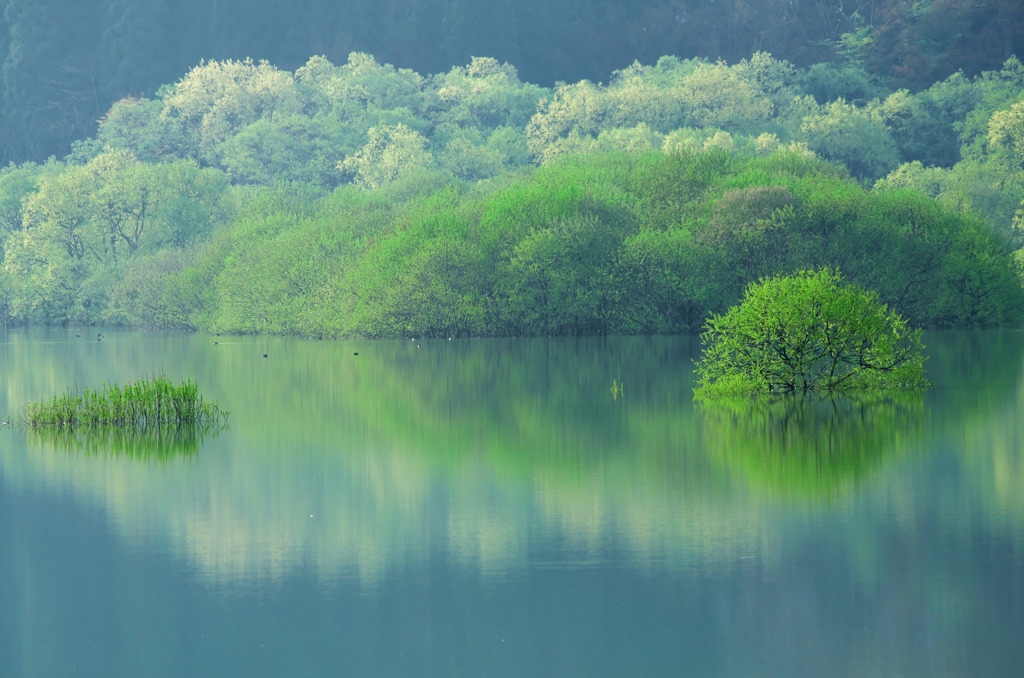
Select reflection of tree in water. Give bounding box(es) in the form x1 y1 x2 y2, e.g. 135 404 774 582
27 422 226 461
699 393 927 499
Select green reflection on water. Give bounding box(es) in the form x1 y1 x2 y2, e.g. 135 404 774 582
3 329 1024 678
698 392 927 500
2 329 1024 588
25 422 225 460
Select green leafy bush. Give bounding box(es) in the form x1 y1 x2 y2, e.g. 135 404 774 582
693 268 929 399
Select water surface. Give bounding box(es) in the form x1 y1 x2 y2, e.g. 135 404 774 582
1 329 1022 677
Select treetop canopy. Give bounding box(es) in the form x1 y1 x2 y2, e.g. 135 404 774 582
694 268 930 399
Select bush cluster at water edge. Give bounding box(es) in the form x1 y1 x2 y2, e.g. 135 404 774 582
132 149 1022 338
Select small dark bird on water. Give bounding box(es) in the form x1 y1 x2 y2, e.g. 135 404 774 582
263 353 268 358
354 352 359 356
213 341 219 345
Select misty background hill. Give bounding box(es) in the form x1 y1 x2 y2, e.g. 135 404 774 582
2 0 1023 162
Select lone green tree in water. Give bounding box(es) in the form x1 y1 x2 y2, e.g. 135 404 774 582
694 268 929 399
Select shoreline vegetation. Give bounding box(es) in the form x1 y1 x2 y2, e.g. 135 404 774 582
20 375 227 430
3 50 1024 338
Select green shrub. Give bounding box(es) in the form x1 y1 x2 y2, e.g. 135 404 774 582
694 268 929 399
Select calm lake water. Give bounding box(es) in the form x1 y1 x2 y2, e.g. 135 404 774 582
1 328 1023 677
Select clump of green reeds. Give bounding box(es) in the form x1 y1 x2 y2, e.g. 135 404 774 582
21 375 227 430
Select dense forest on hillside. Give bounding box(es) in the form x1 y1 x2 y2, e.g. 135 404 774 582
2 44 1024 336
2 0 1024 163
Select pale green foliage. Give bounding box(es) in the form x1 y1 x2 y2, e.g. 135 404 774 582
0 267 9 324
484 126 531 168
987 101 1024 165
431 56 546 130
157 160 234 247
161 58 303 164
777 93 820 130
873 89 931 161
2 151 230 322
293 56 434 186
952 57 1024 159
296 52 425 115
526 53 790 163
796 61 884 105
662 128 736 155
799 98 899 179
19 163 95 262
97 96 181 162
875 161 951 196
694 269 929 399
877 155 1024 238
595 124 663 153
4 153 134 321
532 131 598 164
338 124 434 190
3 225 90 322
740 51 798 109
217 115 352 187
1013 247 1024 284
103 248 196 327
753 133 782 155
439 134 506 181
435 124 531 179
872 86 1024 241
680 59 776 130
740 134 816 160
524 59 695 160
0 162 54 251
603 58 697 130
87 150 160 259
526 80 610 159
540 124 663 164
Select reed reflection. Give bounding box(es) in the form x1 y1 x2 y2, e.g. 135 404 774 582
26 422 225 460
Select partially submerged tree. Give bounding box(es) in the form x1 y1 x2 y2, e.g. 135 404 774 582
693 268 929 399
